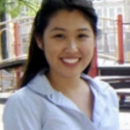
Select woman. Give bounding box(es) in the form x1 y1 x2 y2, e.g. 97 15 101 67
3 0 119 130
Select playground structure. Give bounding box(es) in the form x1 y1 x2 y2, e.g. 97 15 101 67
0 15 130 109
0 16 33 59
89 14 130 77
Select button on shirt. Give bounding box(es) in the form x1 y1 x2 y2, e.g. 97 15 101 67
3 71 119 130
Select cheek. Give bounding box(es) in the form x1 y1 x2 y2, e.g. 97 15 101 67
44 41 59 61
44 46 54 61
82 41 95 56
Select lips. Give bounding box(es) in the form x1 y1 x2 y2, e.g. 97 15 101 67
60 58 81 68
62 58 79 64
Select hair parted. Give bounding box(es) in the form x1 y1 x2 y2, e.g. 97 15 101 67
18 0 98 88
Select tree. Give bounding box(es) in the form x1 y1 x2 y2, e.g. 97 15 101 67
0 0 40 59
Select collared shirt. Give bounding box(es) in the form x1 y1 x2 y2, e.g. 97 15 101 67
3 71 119 130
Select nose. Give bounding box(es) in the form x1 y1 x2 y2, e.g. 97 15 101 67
64 39 78 53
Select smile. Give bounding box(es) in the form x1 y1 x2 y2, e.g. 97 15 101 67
62 58 79 64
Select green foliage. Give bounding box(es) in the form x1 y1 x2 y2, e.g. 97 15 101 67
0 0 40 18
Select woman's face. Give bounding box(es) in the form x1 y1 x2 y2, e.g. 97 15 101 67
37 10 95 79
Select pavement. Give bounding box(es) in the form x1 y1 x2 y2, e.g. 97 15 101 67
0 91 130 130
120 111 130 130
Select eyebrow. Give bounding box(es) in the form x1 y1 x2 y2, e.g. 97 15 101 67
77 28 90 32
50 27 66 32
50 27 90 32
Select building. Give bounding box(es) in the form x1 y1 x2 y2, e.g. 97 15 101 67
92 0 124 19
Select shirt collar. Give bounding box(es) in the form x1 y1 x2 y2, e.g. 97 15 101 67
27 70 108 122
27 71 100 97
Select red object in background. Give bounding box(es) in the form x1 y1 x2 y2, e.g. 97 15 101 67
14 22 20 56
14 22 21 83
117 14 124 64
89 47 98 77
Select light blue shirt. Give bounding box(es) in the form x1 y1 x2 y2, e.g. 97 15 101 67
3 71 119 130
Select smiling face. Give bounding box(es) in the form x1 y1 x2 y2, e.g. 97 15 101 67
36 9 95 79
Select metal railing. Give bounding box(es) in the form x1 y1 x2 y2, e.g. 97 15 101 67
97 16 119 62
0 16 33 60
0 16 33 92
97 15 130 64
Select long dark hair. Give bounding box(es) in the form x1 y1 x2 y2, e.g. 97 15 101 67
18 0 98 89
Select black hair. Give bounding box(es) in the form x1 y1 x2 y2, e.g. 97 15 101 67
18 0 98 88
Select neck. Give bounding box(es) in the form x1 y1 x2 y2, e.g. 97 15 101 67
46 72 88 95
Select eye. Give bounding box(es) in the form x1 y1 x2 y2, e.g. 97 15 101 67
54 34 65 39
78 34 88 39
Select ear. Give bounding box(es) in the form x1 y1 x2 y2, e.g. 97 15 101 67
35 36 44 50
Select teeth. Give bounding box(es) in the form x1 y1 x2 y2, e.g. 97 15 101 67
62 59 79 64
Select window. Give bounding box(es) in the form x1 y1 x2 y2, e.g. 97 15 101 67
106 0 124 1
107 6 124 27
124 32 130 51
109 8 115 18
97 30 104 52
117 7 123 16
108 8 115 26
106 34 116 52
96 8 103 26
92 0 103 2
97 37 104 52
107 6 124 19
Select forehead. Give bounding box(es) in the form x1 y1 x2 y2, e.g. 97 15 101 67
47 9 92 29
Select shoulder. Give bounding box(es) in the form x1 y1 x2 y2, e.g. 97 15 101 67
92 78 119 129
5 88 30 106
3 86 48 126
4 88 36 113
94 77 119 108
3 88 45 130
82 74 119 108
4 86 46 111
3 86 47 121
93 77 117 95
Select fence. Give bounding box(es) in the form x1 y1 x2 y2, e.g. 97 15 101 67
89 15 129 77
0 16 33 59
0 17 33 91
96 15 125 64
122 21 130 63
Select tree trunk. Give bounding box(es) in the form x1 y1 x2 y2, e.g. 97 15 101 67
0 11 8 59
